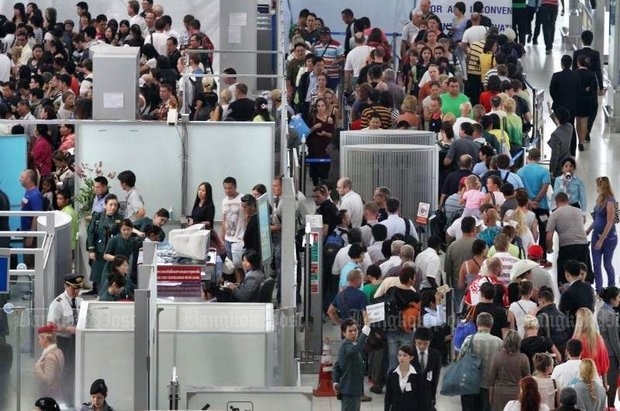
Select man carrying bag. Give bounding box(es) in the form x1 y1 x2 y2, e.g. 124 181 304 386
440 312 502 411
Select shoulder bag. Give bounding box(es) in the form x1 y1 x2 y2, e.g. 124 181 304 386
440 333 482 396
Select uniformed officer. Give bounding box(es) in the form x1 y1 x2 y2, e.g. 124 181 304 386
100 219 143 296
86 194 123 294
47 273 85 406
80 378 114 411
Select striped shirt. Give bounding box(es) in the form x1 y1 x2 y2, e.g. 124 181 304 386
466 40 485 75
313 39 344 80
360 105 393 129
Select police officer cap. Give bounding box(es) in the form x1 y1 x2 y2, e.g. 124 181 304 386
35 397 60 411
90 378 108 396
63 273 85 288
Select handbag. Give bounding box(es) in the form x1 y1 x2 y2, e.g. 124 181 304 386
453 305 477 351
440 334 482 396
614 201 620 224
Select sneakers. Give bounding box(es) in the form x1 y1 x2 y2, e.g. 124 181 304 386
361 395 372 402
578 143 585 151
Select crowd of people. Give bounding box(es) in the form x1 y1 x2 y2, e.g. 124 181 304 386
281 2 619 411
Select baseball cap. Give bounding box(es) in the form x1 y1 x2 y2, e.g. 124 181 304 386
320 26 331 35
527 244 544 260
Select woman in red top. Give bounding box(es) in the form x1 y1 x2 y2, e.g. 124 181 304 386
573 307 610 385
479 75 501 113
30 124 53 177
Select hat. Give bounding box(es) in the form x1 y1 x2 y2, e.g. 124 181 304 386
510 259 539 281
502 28 516 42
34 397 60 411
44 32 55 42
527 244 544 260
319 26 331 35
90 378 108 396
37 324 56 334
63 273 85 289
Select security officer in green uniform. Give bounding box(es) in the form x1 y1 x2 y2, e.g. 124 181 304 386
80 378 114 410
46 273 85 406
100 219 142 297
86 194 123 294
98 272 127 302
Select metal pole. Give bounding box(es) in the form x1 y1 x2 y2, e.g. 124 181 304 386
4 303 25 411
300 136 307 194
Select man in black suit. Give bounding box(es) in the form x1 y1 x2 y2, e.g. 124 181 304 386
411 327 441 410
549 55 579 155
558 259 595 334
572 30 604 142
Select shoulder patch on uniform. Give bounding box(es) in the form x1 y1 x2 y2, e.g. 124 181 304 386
56 297 62 302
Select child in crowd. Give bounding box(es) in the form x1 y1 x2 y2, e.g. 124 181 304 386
460 175 485 217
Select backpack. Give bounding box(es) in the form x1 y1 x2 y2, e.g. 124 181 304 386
401 301 422 332
377 286 421 332
429 209 448 248
323 227 346 268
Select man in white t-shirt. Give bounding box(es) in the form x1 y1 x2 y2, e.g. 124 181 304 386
221 176 246 259
492 234 519 283
143 18 168 55
336 177 364 228
415 236 443 289
344 33 373 91
551 339 602 389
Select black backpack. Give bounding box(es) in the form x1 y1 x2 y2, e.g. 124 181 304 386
429 209 448 248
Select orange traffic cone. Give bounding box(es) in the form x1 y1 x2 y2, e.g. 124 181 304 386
313 339 336 397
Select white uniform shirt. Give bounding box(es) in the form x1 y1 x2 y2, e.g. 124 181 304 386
338 190 364 228
47 291 82 337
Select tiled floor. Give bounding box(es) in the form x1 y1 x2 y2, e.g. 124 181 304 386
3 12 620 411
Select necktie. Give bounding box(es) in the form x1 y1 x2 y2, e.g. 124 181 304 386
420 351 426 371
71 298 78 325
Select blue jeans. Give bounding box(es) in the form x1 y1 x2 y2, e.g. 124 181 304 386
592 232 618 291
386 329 414 373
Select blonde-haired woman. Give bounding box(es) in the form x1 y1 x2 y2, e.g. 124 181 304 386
586 176 618 292
572 359 606 411
520 315 562 370
572 308 609 384
396 95 420 129
507 209 535 250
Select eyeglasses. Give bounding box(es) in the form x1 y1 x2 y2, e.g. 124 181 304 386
596 176 609 183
